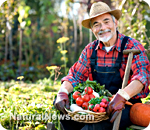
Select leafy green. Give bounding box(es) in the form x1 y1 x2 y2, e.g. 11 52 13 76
88 96 109 105
73 82 87 93
68 92 75 105
73 80 112 97
88 97 102 105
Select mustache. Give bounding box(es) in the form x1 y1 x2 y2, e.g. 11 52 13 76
98 29 111 35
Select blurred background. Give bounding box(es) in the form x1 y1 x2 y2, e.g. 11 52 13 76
0 0 150 82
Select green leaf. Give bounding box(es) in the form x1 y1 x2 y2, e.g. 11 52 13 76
18 16 22 23
52 26 58 33
26 18 31 26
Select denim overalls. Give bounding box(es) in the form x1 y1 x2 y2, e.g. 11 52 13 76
90 36 128 94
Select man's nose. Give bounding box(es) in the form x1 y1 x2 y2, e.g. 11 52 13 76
100 23 107 31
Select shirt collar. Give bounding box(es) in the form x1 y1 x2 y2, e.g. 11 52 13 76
95 31 125 52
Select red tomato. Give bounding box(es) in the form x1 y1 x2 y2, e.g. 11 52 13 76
82 94 90 102
93 104 100 112
89 94 95 99
107 101 110 104
101 98 107 103
100 102 105 107
73 91 81 100
104 104 108 108
89 104 94 111
99 107 106 112
93 107 98 112
76 97 83 106
82 102 89 110
84 87 93 95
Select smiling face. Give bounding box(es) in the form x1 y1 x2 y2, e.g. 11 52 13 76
91 13 118 46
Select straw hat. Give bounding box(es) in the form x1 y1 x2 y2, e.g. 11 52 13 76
82 2 122 29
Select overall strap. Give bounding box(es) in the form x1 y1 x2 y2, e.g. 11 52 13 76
121 36 129 52
115 36 129 67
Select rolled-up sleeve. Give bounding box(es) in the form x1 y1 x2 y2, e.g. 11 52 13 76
130 41 150 98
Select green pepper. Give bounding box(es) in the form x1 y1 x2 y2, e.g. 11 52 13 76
85 80 97 85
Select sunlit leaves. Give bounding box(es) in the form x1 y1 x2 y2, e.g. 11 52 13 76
0 0 7 7
116 0 148 44
18 5 31 29
52 26 58 33
25 18 31 26
142 43 147 47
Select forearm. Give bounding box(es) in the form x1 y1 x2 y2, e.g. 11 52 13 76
59 81 74 94
123 80 144 98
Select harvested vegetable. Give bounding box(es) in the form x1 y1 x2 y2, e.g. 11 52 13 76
68 80 112 112
73 91 81 100
76 97 84 106
84 87 93 95
130 103 150 127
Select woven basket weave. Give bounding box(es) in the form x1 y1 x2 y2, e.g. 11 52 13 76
65 108 109 123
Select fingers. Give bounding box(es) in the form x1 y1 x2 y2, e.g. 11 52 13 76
106 103 112 116
55 101 68 114
65 100 70 110
106 106 110 116
61 107 68 115
54 102 59 110
110 110 121 123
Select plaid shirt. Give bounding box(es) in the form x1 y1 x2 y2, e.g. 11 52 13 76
62 31 150 99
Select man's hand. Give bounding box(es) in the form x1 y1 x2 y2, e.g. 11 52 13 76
107 93 127 123
54 92 70 114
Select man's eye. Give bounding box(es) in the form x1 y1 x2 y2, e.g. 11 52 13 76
105 21 109 24
94 24 99 27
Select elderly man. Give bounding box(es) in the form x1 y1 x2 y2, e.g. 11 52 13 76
54 1 150 130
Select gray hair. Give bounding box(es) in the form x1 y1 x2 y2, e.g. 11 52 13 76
111 14 116 23
111 14 118 30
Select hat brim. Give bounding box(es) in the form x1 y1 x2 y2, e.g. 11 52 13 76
82 9 122 29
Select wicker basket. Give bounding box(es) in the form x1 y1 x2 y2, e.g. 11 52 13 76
65 108 109 123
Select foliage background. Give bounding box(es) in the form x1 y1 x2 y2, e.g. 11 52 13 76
0 0 150 82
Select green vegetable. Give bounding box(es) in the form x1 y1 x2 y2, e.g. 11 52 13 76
89 97 102 105
73 82 86 93
69 92 75 105
85 80 97 85
88 96 109 105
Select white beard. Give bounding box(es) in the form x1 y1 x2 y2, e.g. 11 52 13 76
98 34 113 42
97 23 116 43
